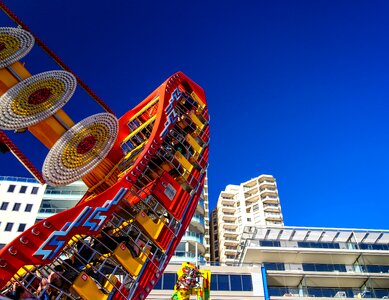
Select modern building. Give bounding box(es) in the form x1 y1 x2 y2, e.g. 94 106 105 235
237 225 389 299
36 180 88 222
171 175 210 264
211 174 284 263
0 176 45 248
148 263 266 300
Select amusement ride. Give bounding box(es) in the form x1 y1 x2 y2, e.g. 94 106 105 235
0 2 210 299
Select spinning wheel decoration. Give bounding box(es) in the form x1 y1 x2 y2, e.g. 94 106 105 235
0 70 76 129
0 27 34 68
43 112 118 186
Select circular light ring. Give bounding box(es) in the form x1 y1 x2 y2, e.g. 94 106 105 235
0 27 34 68
0 70 77 130
43 113 118 186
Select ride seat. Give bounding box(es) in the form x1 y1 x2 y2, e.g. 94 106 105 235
135 210 165 240
113 242 150 277
72 271 109 300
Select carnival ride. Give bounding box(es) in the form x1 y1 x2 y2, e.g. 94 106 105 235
0 3 209 300
171 263 210 300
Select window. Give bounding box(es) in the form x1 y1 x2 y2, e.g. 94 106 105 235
0 202 9 210
217 274 229 291
31 187 39 195
260 240 281 247
210 274 253 291
12 203 21 211
7 184 15 192
162 273 177 290
298 241 340 249
25 204 33 212
5 222 13 231
19 186 27 193
18 223 26 232
264 262 285 271
230 274 243 291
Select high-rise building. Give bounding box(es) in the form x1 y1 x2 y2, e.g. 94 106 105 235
211 174 284 263
237 225 389 299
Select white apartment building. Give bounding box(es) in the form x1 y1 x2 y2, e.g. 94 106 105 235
237 225 389 299
0 176 45 248
212 174 284 264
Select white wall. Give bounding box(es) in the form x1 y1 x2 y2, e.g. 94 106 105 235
0 179 45 247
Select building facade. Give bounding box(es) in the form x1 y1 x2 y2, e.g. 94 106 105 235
238 225 389 299
148 263 266 300
36 180 88 222
211 174 284 263
171 176 210 264
0 176 45 248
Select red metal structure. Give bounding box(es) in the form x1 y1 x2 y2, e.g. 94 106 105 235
0 5 209 300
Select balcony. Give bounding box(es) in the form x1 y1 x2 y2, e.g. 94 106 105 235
224 238 239 246
191 213 205 233
223 229 239 237
242 179 257 189
264 205 280 212
265 213 283 221
266 268 389 291
223 222 238 230
260 188 278 197
262 196 279 204
222 212 237 221
245 194 260 204
224 247 238 256
222 203 235 213
221 196 235 205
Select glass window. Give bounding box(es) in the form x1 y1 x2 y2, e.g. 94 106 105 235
7 185 15 192
31 187 39 195
260 240 281 247
210 274 217 291
25 204 33 212
230 275 243 291
242 274 253 291
154 277 162 289
13 203 21 211
18 223 26 232
162 273 177 290
5 222 13 231
217 274 229 290
19 186 27 193
0 202 9 210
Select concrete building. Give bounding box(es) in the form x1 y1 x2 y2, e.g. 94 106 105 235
212 174 284 263
148 263 266 300
237 225 389 299
0 176 45 248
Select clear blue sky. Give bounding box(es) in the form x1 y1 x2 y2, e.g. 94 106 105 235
1 0 389 230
